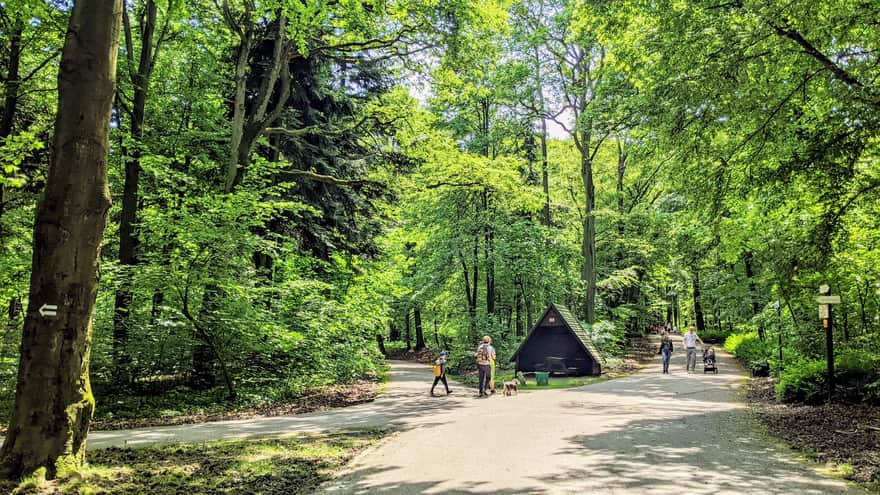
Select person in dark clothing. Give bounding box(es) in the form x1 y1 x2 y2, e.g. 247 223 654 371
475 335 495 397
431 351 452 396
658 331 674 374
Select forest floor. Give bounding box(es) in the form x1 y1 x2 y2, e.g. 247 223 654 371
747 377 880 487
0 380 381 436
89 380 380 432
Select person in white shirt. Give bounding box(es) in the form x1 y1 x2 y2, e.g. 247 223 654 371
683 326 704 372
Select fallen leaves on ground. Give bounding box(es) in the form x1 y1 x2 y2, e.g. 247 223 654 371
90 380 378 432
748 377 880 483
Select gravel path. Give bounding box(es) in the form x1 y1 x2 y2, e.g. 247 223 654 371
84 340 865 494
87 360 457 449
323 337 866 495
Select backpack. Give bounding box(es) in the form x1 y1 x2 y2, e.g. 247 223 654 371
476 344 490 364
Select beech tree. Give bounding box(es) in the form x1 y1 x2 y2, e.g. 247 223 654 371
0 0 121 480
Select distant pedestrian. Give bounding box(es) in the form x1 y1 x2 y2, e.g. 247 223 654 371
683 326 704 372
487 336 497 394
475 336 495 397
431 351 452 396
658 331 674 374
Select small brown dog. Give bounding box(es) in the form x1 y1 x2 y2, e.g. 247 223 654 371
503 380 518 396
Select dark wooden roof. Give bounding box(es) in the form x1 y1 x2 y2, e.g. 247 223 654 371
509 303 605 365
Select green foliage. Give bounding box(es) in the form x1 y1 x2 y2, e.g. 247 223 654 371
775 350 880 404
775 359 828 404
589 320 627 357
0 130 44 188
699 328 731 344
724 331 773 373
5 0 880 436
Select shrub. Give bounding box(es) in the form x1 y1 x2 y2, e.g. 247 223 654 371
699 328 731 344
775 350 880 404
775 359 827 404
723 332 772 365
834 349 880 403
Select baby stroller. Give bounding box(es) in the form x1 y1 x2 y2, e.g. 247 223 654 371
702 347 718 374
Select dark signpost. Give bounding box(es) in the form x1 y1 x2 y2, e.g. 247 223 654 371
817 285 841 403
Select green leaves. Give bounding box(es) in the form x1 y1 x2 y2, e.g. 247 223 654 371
0 131 44 188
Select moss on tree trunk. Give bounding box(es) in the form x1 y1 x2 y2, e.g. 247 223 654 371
0 0 121 480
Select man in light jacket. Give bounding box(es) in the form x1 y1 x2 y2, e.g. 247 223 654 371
683 326 704 373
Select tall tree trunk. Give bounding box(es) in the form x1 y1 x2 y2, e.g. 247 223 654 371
0 20 23 226
0 21 22 140
223 15 290 192
112 0 161 386
514 283 523 337
483 190 495 321
414 306 425 350
857 280 868 334
533 47 551 227
0 0 120 479
521 277 533 331
460 238 479 343
376 334 387 356
615 138 627 265
150 289 163 325
743 251 765 340
183 284 235 398
693 269 705 331
389 320 400 341
226 23 253 192
404 309 412 351
433 318 440 348
673 292 680 328
580 126 596 324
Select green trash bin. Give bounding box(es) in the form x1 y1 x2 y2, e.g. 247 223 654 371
535 371 549 386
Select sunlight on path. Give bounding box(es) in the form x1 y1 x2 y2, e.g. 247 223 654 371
323 338 866 495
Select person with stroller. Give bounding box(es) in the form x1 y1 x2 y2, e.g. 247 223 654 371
658 330 674 374
683 326 704 373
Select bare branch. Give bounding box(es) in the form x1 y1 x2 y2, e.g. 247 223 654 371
767 19 867 91
20 49 61 84
253 15 287 123
282 168 382 187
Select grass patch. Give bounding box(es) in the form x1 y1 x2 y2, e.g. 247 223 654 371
1 430 385 495
450 368 607 391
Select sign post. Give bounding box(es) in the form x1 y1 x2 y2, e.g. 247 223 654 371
770 300 783 370
816 286 840 403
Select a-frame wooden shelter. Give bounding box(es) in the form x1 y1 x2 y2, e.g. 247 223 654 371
510 303 604 376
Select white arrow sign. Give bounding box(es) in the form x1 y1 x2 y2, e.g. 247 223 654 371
39 304 58 317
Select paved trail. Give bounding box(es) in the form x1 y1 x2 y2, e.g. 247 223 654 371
324 338 864 495
87 338 864 494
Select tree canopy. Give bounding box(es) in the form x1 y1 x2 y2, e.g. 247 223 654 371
1 0 879 481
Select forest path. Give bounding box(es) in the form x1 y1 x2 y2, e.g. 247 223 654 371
322 338 866 495
87 360 466 449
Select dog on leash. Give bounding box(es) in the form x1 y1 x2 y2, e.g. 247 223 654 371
503 379 518 396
